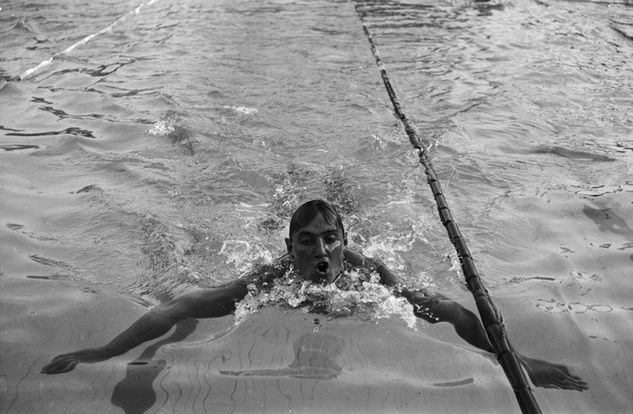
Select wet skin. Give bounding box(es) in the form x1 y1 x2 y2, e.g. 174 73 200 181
285 213 346 284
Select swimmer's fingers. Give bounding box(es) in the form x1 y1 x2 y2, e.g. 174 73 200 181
539 378 588 391
41 348 107 374
525 358 588 392
551 366 589 391
41 353 81 374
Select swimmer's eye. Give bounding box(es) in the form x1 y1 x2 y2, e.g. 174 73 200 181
297 233 339 247
324 234 339 244
298 237 315 246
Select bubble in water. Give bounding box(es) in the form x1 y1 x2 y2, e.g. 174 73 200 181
147 118 175 136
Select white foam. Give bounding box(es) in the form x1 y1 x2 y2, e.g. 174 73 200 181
223 105 258 116
147 118 175 136
219 240 273 273
235 268 418 329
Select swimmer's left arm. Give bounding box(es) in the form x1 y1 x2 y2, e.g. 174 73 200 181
344 249 492 347
343 249 588 391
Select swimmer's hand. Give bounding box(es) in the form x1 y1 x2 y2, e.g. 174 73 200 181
522 356 588 391
41 348 108 374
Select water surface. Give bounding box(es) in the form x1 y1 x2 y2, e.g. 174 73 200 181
1 0 633 412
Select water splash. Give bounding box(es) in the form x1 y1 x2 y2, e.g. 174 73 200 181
235 268 417 329
219 240 273 273
147 117 175 136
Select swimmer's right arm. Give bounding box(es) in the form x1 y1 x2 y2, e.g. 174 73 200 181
41 280 248 374
42 258 288 374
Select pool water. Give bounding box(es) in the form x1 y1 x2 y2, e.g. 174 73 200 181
1 0 633 412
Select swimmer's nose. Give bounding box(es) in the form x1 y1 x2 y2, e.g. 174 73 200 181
314 238 327 257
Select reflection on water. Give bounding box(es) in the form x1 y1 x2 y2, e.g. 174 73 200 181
111 319 197 414
583 205 633 237
220 333 345 380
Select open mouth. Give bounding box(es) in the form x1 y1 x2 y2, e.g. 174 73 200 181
316 261 329 275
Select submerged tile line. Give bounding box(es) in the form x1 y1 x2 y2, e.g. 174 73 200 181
13 0 162 82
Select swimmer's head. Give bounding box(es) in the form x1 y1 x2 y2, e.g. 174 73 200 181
288 199 345 240
286 200 347 284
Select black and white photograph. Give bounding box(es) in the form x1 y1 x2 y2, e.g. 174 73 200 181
1 0 632 412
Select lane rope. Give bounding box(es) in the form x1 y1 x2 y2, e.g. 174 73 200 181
14 0 160 81
353 3 542 413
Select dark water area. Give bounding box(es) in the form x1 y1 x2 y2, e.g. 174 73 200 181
1 0 633 412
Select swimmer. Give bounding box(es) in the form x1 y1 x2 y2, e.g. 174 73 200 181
41 200 588 391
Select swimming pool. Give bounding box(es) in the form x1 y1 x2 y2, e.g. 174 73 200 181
1 0 632 412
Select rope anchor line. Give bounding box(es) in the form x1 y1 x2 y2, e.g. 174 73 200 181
353 4 542 414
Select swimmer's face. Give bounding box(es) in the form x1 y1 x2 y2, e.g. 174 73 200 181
285 212 346 284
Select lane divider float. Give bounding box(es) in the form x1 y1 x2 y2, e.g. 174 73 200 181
353 3 542 413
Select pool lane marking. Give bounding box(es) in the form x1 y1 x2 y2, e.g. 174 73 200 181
15 0 161 81
352 3 542 414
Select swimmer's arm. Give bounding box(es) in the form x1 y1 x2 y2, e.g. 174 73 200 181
344 249 588 390
41 279 249 374
400 289 494 351
42 259 288 374
400 286 589 391
344 249 492 349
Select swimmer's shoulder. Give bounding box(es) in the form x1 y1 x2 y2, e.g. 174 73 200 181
236 254 293 286
343 248 367 267
343 248 403 287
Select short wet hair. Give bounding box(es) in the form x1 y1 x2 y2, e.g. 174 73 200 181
289 200 344 239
